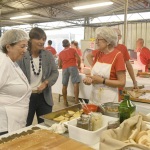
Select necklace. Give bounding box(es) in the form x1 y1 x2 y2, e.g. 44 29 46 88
30 51 42 75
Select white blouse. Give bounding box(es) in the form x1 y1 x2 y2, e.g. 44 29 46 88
30 56 42 90
0 52 31 132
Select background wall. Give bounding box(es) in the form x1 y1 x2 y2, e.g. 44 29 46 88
84 22 150 50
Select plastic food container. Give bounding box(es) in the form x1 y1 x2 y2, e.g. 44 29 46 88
65 115 118 146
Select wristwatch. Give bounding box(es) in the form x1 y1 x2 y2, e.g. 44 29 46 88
103 78 106 84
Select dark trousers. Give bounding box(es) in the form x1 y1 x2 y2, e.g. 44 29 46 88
26 93 52 126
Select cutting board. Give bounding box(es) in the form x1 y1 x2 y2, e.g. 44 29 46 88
122 87 150 104
37 131 94 150
121 93 150 104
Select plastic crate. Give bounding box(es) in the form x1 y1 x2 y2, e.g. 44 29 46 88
66 115 118 146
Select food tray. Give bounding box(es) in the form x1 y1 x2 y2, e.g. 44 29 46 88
130 97 150 104
121 95 150 104
137 72 150 78
40 104 82 126
122 90 150 104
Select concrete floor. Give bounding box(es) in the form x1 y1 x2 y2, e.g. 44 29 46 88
33 93 76 125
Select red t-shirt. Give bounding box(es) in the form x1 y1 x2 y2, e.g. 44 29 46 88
45 46 57 55
115 44 130 61
93 48 125 80
59 48 77 69
92 49 99 57
76 48 82 57
92 44 130 62
140 47 150 71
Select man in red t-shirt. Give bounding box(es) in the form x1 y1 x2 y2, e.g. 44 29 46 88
136 38 150 72
45 40 57 57
115 28 137 89
58 39 81 106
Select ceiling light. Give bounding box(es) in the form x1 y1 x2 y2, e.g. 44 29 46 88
73 2 113 10
10 15 32 20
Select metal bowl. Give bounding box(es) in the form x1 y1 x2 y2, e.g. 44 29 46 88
101 102 119 118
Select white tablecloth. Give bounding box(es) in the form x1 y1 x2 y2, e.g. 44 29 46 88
52 70 150 100
133 101 150 115
52 70 92 99
126 76 150 87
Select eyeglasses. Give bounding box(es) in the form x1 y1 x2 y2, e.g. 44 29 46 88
96 38 106 42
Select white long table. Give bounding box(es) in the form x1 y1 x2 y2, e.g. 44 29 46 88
52 69 92 99
52 70 150 99
126 76 150 87
133 101 150 114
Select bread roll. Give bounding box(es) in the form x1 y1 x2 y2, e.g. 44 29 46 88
138 135 149 145
135 131 148 143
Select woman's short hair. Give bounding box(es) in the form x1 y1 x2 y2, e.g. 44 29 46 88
95 27 118 47
0 29 29 53
62 39 70 47
29 27 47 40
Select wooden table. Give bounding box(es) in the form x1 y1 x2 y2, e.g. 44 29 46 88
0 126 93 150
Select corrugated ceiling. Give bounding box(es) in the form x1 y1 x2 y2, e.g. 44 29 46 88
0 0 150 27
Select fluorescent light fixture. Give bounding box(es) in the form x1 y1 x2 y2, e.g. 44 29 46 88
73 2 113 10
10 15 32 20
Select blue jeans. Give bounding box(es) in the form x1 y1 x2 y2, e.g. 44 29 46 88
26 93 52 126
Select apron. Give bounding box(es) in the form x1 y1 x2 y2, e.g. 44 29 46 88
90 52 120 105
4 60 31 132
134 52 145 72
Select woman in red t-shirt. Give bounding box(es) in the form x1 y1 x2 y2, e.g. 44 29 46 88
83 27 126 104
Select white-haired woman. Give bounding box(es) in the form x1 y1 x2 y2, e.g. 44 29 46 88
83 27 126 104
0 29 31 135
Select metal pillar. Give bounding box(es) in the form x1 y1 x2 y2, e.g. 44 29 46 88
124 0 128 45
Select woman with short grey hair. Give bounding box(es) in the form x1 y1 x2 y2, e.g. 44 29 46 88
0 29 31 135
95 27 118 47
83 26 126 104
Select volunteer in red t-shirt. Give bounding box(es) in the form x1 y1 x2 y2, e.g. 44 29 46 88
135 38 150 72
83 27 126 104
58 39 81 106
86 28 138 89
114 28 137 89
45 40 57 57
